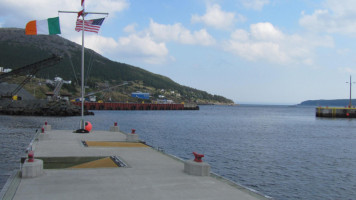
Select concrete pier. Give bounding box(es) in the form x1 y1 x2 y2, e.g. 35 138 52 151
2 129 270 200
316 107 356 118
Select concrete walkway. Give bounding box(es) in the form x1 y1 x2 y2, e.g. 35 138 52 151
9 129 270 200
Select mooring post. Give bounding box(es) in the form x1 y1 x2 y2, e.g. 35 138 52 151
184 152 210 176
110 122 120 132
126 129 139 142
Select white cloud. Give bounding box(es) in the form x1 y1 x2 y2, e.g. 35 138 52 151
98 19 216 65
299 0 356 35
0 0 169 65
0 0 166 64
231 29 249 41
124 24 137 33
100 18 216 65
191 4 238 30
149 19 215 46
0 0 75 27
86 0 129 16
191 29 216 46
118 34 168 64
240 0 270 11
0 0 128 35
323 0 356 15
72 18 216 64
250 22 284 41
338 67 356 74
0 0 215 65
336 48 351 56
0 0 127 26
71 34 118 56
116 34 169 64
117 34 168 57
224 22 334 65
70 31 169 65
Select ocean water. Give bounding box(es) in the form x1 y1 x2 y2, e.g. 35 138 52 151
0 105 355 200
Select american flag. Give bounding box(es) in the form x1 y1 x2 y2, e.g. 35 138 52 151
75 18 105 33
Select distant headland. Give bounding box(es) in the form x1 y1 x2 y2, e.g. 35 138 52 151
299 99 356 107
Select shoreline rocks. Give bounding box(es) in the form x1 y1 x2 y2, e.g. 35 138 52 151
0 99 94 116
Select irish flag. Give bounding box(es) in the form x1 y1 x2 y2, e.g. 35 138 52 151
26 17 61 35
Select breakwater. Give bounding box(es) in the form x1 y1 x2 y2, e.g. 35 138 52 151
315 107 356 118
0 100 198 116
0 100 94 116
71 102 199 110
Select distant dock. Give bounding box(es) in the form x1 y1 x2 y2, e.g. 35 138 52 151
316 107 356 118
72 102 199 110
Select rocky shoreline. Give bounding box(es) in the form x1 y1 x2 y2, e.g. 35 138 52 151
0 82 93 116
0 99 94 116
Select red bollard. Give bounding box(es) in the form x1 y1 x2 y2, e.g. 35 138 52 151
193 152 204 163
41 127 44 133
28 151 34 162
45 121 47 125
131 129 136 134
114 122 118 126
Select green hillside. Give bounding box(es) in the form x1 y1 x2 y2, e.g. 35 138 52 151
299 99 356 107
0 28 233 104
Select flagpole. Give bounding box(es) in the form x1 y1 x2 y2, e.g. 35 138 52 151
58 1 108 133
80 3 85 130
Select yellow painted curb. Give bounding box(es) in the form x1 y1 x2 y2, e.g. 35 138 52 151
70 157 118 168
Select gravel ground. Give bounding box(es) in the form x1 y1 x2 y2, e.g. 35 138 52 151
0 82 35 100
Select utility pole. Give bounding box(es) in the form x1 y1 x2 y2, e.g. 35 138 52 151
346 75 355 108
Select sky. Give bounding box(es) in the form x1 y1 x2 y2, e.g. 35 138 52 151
1 0 356 104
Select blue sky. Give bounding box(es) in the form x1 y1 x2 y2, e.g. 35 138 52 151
1 0 356 104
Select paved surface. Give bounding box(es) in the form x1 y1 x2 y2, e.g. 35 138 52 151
10 129 270 200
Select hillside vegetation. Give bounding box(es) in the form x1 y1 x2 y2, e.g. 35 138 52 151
0 28 233 104
299 99 355 107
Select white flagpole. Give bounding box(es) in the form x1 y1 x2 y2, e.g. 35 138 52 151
80 3 85 130
58 1 108 133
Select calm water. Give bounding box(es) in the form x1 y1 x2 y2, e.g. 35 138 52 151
0 105 355 200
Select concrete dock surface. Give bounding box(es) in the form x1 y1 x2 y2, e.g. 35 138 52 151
5 129 270 200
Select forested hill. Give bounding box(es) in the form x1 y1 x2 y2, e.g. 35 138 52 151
299 99 355 106
0 28 233 104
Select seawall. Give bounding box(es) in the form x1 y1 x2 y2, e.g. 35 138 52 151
72 102 199 110
316 107 356 118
